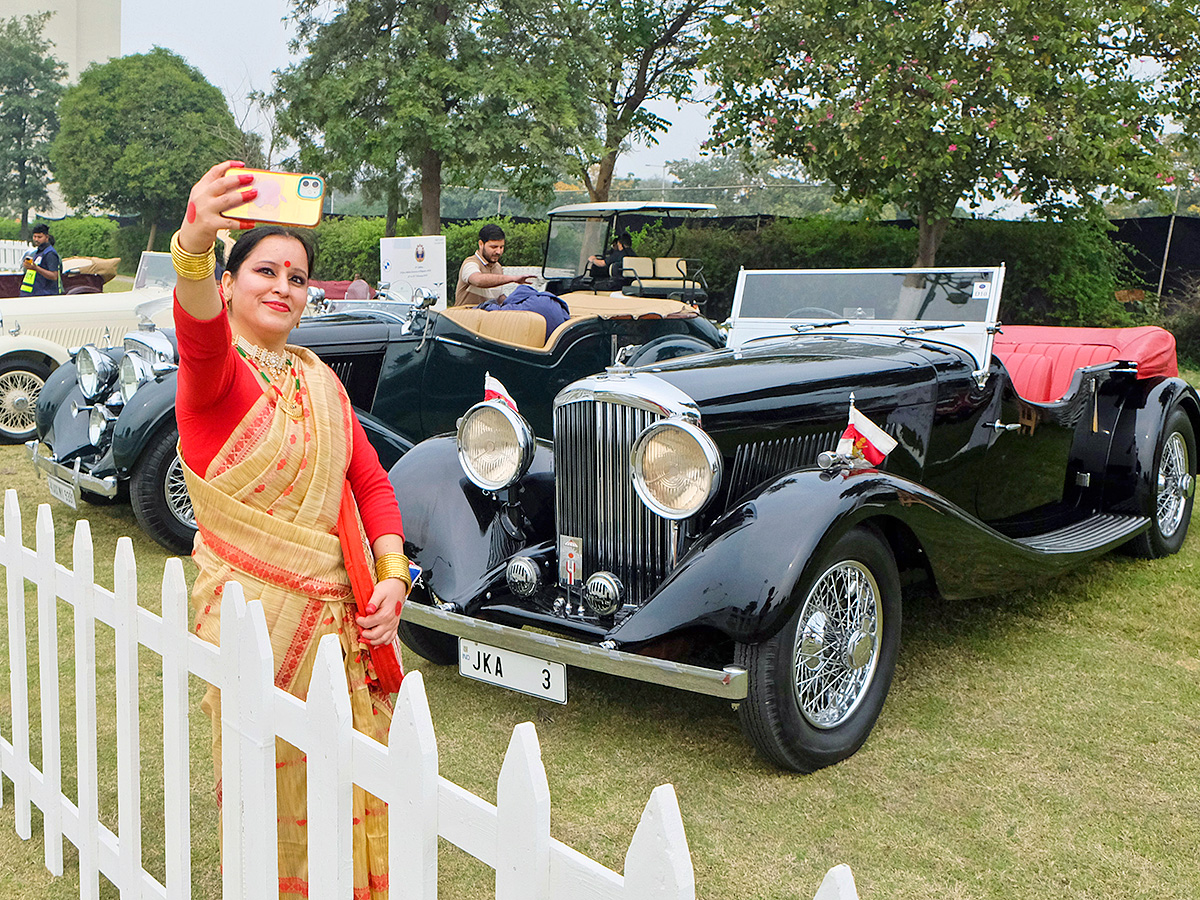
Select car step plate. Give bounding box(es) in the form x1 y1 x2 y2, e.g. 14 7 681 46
458 638 567 704
47 475 78 510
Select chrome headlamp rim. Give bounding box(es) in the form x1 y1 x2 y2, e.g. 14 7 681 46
118 352 154 403
630 417 722 520
456 399 536 491
88 403 116 446
75 345 118 401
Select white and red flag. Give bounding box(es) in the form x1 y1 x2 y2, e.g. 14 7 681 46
836 395 897 468
484 372 518 411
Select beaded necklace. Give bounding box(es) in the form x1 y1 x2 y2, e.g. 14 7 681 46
233 336 306 420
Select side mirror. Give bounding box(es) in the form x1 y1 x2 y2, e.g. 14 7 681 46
413 287 438 309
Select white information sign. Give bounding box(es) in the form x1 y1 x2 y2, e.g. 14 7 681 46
379 236 448 309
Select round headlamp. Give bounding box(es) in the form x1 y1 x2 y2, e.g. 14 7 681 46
76 345 117 401
456 400 535 491
118 352 154 403
88 404 115 447
631 418 722 520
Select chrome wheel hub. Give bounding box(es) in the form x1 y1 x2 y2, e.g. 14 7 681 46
793 560 882 729
1156 432 1191 539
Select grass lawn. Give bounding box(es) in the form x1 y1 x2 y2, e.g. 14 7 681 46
0 372 1197 899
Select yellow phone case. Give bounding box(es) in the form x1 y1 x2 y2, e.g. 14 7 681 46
223 169 325 228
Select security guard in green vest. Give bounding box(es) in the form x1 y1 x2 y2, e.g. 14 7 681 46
20 224 62 295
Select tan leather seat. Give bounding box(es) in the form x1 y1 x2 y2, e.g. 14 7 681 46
441 307 549 349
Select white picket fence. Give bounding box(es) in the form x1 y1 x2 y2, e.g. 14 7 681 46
0 238 31 272
0 490 859 899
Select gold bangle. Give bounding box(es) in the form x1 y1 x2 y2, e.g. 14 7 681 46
375 553 412 588
170 230 216 281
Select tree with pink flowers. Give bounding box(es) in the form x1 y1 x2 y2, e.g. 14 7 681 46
706 0 1200 265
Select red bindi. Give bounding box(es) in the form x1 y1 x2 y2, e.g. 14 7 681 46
186 202 197 223
284 260 292 268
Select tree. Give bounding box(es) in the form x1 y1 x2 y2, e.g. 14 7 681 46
540 0 723 202
51 48 244 250
0 13 66 237
666 150 850 216
707 0 1200 266
277 0 580 235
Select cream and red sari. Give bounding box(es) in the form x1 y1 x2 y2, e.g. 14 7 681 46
183 345 391 899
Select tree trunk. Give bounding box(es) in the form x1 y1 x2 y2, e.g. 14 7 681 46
419 147 442 235
914 211 949 268
589 149 618 202
385 185 399 238
17 161 29 240
146 220 159 253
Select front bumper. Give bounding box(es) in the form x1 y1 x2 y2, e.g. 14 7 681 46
26 440 119 500
400 600 749 700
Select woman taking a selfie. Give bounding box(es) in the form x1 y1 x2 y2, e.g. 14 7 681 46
173 160 405 899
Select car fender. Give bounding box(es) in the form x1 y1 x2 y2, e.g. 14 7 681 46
355 408 414 471
388 434 556 606
1104 377 1200 514
610 464 1122 649
111 371 178 474
0 335 70 370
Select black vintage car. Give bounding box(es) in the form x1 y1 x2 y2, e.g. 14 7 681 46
389 266 1198 772
28 289 722 552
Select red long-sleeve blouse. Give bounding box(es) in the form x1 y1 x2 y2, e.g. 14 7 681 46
173 295 403 542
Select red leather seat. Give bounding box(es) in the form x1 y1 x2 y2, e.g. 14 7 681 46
994 325 1178 403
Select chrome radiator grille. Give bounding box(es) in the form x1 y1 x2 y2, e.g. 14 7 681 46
554 398 674 606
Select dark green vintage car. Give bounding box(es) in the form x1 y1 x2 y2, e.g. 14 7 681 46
29 289 722 552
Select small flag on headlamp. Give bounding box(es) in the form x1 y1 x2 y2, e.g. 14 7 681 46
484 372 518 412
837 395 897 467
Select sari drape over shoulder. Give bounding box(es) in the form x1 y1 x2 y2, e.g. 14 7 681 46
183 345 392 900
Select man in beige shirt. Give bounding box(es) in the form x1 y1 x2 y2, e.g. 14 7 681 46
454 223 534 306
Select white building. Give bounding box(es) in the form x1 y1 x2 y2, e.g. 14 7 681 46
0 0 121 82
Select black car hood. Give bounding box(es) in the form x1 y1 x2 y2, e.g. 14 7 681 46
635 333 963 425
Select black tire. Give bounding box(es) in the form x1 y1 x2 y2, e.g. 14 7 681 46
0 358 51 444
398 619 458 666
1126 407 1196 559
130 423 197 554
736 526 902 772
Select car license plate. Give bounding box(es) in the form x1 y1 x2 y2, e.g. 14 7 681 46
47 475 78 510
458 639 566 704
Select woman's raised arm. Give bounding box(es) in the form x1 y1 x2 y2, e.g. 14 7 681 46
173 161 257 321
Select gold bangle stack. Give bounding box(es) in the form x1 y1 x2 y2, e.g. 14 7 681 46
375 553 412 589
170 230 216 281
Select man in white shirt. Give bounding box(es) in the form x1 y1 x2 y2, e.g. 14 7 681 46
454 223 534 306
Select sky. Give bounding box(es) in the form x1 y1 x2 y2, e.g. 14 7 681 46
120 0 713 182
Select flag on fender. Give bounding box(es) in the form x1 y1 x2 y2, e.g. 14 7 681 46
484 372 518 411
837 398 897 468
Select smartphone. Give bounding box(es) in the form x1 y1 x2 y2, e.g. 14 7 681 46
223 169 326 228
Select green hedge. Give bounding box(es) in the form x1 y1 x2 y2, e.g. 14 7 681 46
310 217 393 283
443 218 547 273
635 216 1137 325
40 217 119 259
0 218 20 241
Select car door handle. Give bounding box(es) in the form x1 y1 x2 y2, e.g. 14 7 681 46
985 420 1021 432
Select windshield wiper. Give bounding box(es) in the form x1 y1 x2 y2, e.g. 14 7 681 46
901 323 964 335
790 319 850 333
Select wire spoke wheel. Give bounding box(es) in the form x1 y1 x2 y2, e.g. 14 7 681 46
0 366 46 442
793 561 881 729
164 451 195 528
1155 431 1190 539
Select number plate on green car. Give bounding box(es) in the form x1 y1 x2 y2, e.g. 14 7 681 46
458 638 567 704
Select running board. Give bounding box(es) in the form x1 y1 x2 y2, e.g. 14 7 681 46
1015 513 1149 553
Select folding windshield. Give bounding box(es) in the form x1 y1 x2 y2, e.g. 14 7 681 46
542 216 610 279
728 266 1005 372
133 252 176 290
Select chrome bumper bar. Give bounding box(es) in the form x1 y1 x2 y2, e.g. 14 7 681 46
26 440 119 499
401 601 748 700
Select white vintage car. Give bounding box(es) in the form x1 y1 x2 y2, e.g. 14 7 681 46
0 252 175 443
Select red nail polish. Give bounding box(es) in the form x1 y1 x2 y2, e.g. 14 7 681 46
241 188 257 201
238 173 254 185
